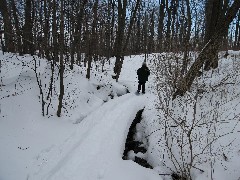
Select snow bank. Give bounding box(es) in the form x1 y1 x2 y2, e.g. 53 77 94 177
0 53 47 86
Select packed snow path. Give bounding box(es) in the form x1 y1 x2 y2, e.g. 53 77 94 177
0 54 161 179
31 93 161 180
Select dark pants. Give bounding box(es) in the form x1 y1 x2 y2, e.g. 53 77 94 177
138 81 145 93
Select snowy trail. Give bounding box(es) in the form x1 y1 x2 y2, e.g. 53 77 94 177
31 93 161 180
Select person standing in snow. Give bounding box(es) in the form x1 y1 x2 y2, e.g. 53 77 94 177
137 62 150 94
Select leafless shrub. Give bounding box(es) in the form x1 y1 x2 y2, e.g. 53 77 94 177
150 53 240 180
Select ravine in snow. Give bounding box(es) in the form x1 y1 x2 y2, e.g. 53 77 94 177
122 108 152 169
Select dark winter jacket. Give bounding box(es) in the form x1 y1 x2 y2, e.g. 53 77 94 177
137 65 150 83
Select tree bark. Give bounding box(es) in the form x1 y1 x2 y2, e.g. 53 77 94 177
238 12 240 48
105 0 112 60
165 0 172 52
235 11 240 49
113 0 127 81
182 0 192 75
157 0 165 52
148 9 155 53
86 0 98 79
203 0 223 70
22 0 34 55
43 0 50 60
0 0 15 52
57 0 65 117
135 15 141 54
11 0 22 55
143 11 148 60
171 0 178 52
52 0 58 62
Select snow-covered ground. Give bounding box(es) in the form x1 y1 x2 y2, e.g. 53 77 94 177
0 52 160 180
142 51 240 180
1 51 240 180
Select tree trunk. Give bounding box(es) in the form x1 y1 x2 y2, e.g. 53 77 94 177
165 0 171 52
110 1 115 57
235 12 240 49
135 15 141 54
113 0 127 81
182 0 192 75
11 0 22 55
238 12 240 48
105 0 112 60
143 12 148 60
43 0 50 60
123 0 141 53
157 0 165 52
52 0 58 63
57 0 65 117
70 0 87 70
86 0 98 79
148 9 155 53
173 0 240 99
22 0 34 55
203 0 222 70
0 0 15 52
171 0 178 52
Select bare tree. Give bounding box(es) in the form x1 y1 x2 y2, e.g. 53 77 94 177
181 0 192 75
70 0 87 70
43 0 51 60
86 0 99 79
113 0 127 81
0 0 15 52
173 0 240 99
52 0 58 63
22 0 34 55
123 0 141 54
203 0 223 71
234 11 240 49
57 0 65 117
10 0 22 55
148 9 155 53
157 0 165 52
165 0 172 52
